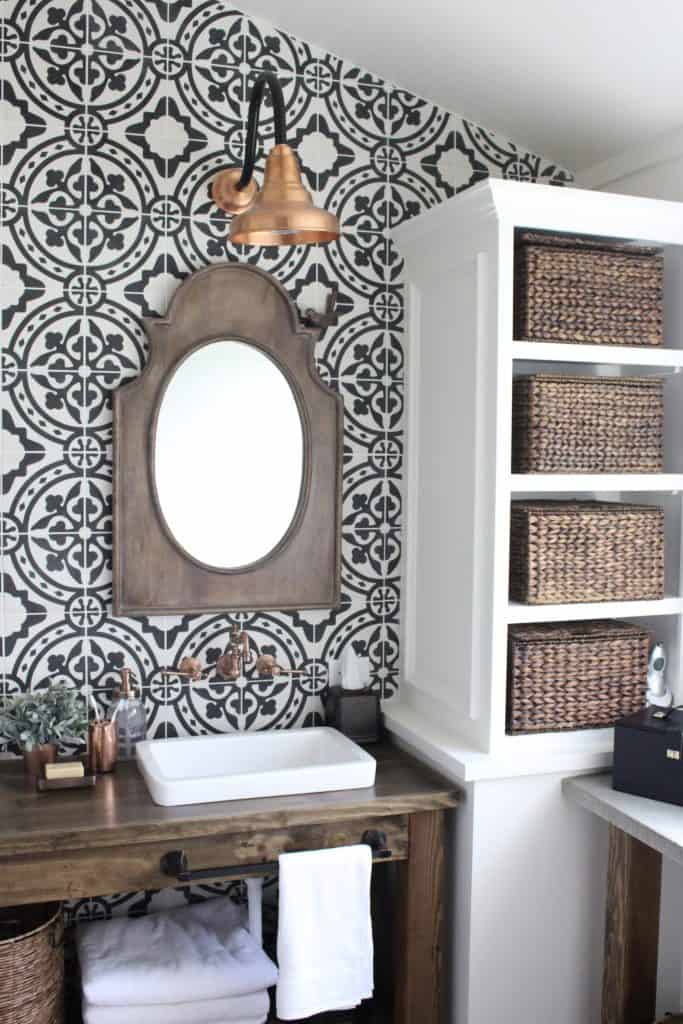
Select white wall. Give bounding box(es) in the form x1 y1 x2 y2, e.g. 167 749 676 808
597 157 683 201
580 127 683 201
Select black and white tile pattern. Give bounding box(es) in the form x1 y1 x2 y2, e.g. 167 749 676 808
0 0 572 753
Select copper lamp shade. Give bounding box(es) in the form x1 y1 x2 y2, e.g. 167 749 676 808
211 73 340 247
231 145 338 246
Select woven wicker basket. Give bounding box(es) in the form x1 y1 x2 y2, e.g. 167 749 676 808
507 620 649 734
512 374 664 474
514 231 663 346
0 902 63 1024
509 501 665 605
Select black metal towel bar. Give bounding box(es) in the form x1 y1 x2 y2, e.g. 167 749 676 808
160 829 392 883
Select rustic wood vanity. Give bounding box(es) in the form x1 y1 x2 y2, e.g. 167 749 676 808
0 742 458 1024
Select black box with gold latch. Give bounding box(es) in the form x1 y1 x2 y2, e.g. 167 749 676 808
613 707 683 807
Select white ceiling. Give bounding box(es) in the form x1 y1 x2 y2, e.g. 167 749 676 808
246 0 683 173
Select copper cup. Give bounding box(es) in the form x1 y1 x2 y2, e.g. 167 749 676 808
89 720 118 774
23 742 58 780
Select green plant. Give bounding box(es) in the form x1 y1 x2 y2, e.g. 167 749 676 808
0 688 88 751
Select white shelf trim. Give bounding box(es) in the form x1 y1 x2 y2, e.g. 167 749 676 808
510 473 683 493
508 596 683 623
512 340 683 368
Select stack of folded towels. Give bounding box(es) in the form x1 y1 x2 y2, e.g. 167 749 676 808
76 895 278 1024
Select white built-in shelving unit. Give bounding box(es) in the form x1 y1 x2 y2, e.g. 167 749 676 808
388 179 683 774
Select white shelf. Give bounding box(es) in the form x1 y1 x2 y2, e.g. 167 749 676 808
383 703 615 781
510 473 683 493
508 596 683 623
512 339 683 368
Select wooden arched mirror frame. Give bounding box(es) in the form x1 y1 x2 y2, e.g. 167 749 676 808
113 264 342 615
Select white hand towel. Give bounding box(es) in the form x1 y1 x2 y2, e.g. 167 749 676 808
77 896 278 1007
82 989 269 1024
276 844 373 1020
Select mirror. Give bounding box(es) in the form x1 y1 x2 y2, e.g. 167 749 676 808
154 340 304 570
113 263 342 615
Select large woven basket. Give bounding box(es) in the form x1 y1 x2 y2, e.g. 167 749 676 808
509 500 665 604
0 902 63 1024
507 620 649 734
514 231 663 346
512 374 664 474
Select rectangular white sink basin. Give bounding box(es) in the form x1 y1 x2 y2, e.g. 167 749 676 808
136 727 376 807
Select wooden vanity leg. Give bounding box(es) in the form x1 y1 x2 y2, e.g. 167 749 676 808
602 824 662 1024
394 810 445 1024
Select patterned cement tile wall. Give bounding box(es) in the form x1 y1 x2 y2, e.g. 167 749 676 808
0 0 572 749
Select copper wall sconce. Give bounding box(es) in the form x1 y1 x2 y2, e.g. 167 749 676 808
212 71 340 246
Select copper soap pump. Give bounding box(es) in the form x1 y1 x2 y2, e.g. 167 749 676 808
212 71 340 247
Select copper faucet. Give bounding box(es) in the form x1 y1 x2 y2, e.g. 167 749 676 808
215 626 253 681
162 626 304 683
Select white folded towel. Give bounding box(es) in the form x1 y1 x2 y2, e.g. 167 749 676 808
77 896 278 1007
82 989 269 1024
85 1013 264 1024
276 845 374 1020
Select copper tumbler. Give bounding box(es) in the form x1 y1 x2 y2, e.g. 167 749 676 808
89 720 118 774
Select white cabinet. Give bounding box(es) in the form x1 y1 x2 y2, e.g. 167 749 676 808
391 179 683 770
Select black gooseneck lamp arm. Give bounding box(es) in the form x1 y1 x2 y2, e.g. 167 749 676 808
237 72 288 192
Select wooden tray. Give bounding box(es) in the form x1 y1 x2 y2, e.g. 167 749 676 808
37 775 97 792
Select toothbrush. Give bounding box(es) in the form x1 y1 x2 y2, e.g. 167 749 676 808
89 693 101 722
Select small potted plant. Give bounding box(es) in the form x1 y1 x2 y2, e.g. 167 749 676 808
0 688 88 777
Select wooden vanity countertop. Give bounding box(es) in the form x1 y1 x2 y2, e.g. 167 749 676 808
0 742 459 858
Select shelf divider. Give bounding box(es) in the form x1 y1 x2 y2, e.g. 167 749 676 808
510 474 683 493
512 339 683 368
508 596 683 624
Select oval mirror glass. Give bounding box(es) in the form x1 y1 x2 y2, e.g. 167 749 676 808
154 340 304 569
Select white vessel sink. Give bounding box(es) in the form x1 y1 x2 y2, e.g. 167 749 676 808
136 727 376 807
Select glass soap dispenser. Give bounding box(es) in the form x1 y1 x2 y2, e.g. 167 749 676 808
108 667 146 759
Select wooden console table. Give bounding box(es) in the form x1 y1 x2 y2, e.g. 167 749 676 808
564 772 683 1024
0 743 459 1024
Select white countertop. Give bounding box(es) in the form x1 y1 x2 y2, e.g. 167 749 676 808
564 773 683 866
